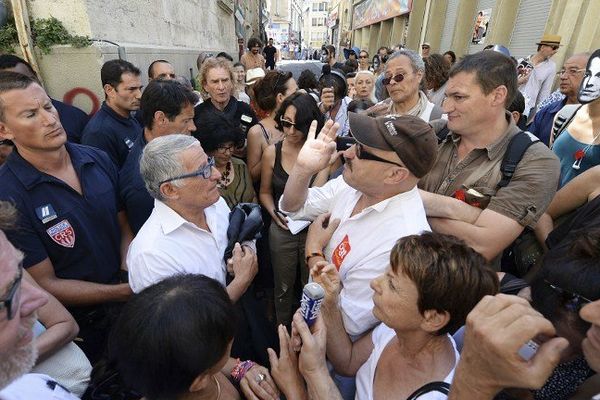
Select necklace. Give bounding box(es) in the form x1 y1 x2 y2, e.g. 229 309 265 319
572 129 600 170
217 161 232 188
213 375 221 400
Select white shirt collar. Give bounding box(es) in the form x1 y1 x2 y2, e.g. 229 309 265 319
154 199 219 235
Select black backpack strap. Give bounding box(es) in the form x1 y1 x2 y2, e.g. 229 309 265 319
406 381 451 400
497 131 539 189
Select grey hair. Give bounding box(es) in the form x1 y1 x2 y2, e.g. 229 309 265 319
140 134 200 200
387 49 425 72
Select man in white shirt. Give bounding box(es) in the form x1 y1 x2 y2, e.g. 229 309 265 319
0 201 79 399
126 134 257 301
280 114 437 338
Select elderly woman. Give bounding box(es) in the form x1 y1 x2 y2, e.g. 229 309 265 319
312 232 498 400
424 54 451 109
194 126 256 209
246 70 297 182
259 92 329 327
353 70 377 104
109 274 278 400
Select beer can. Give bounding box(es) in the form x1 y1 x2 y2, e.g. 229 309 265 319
300 282 325 326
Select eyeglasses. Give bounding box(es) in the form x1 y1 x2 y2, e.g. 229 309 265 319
545 280 592 312
557 68 586 77
280 118 296 129
382 73 406 85
355 143 404 168
550 45 559 51
159 157 215 185
0 268 22 320
217 144 235 153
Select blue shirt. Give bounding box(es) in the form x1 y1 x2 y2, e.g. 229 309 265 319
81 102 142 168
528 98 568 146
0 143 122 284
119 133 154 234
552 129 600 187
51 98 89 144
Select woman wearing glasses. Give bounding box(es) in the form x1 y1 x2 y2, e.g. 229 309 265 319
247 70 298 183
259 92 329 327
358 50 370 72
194 126 256 209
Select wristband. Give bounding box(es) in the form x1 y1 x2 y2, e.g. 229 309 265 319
305 252 324 265
230 359 256 383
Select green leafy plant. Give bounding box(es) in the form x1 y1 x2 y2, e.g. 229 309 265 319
0 19 18 54
32 16 91 54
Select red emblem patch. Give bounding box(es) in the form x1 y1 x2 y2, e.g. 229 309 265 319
332 234 351 270
46 219 76 248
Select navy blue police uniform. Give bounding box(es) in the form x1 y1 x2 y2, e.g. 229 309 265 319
81 102 142 168
0 142 124 363
119 133 153 235
194 96 258 140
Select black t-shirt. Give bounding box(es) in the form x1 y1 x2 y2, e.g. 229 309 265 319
194 97 258 139
264 45 277 63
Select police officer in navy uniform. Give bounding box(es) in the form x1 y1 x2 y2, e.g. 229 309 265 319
194 57 258 158
120 79 197 235
0 71 133 364
0 54 90 144
81 59 143 168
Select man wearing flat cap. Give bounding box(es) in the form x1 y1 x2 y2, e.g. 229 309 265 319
518 33 561 120
280 115 437 338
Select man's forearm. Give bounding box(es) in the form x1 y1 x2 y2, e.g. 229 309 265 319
321 298 356 376
281 166 313 212
420 190 482 224
40 278 132 306
448 366 498 400
304 370 343 400
226 277 250 303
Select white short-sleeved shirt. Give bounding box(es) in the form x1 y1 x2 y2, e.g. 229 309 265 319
0 373 80 399
355 324 460 400
280 176 430 337
127 198 230 293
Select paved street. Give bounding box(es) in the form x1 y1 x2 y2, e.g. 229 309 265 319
276 59 325 80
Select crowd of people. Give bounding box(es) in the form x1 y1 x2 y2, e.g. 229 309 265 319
0 30 600 400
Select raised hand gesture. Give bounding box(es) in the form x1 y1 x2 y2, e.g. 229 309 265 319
295 119 339 176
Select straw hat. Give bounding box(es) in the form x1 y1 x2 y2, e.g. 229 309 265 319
536 34 561 46
245 68 265 85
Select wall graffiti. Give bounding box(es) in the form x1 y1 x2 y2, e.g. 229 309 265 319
63 87 101 115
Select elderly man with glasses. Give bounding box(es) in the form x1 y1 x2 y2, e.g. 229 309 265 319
528 52 590 145
367 49 444 121
126 134 258 301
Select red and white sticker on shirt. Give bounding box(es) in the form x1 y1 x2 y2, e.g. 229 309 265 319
46 219 76 248
332 234 351 270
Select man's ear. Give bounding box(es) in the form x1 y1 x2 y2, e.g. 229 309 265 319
104 84 115 100
383 166 410 185
420 309 450 334
154 110 167 126
160 182 180 201
492 85 508 108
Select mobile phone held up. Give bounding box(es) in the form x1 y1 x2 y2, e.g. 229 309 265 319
336 136 356 152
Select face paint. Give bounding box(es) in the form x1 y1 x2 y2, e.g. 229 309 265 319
578 49 600 104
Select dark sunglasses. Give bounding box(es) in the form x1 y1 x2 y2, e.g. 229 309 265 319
545 280 592 312
550 45 559 51
1 268 22 320
382 73 406 85
355 143 404 168
280 118 296 129
159 157 215 185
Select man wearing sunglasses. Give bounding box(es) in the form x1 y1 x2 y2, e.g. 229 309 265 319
367 49 444 122
280 114 437 339
0 202 81 399
0 72 133 364
517 34 561 121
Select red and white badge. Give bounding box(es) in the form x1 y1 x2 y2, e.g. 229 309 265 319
46 219 76 248
332 234 351 270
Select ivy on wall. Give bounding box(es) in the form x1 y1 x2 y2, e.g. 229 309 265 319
0 16 91 54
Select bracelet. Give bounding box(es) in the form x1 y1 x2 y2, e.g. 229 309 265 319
305 252 324 265
231 359 256 383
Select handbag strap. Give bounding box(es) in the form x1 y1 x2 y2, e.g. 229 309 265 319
406 381 451 400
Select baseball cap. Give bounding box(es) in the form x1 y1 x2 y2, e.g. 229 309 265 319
348 113 437 178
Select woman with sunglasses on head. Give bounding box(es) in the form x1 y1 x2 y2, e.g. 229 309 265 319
194 126 256 209
247 70 298 183
259 92 329 327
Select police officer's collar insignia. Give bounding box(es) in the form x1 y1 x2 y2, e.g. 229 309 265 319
35 204 58 224
46 219 76 248
124 138 134 149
